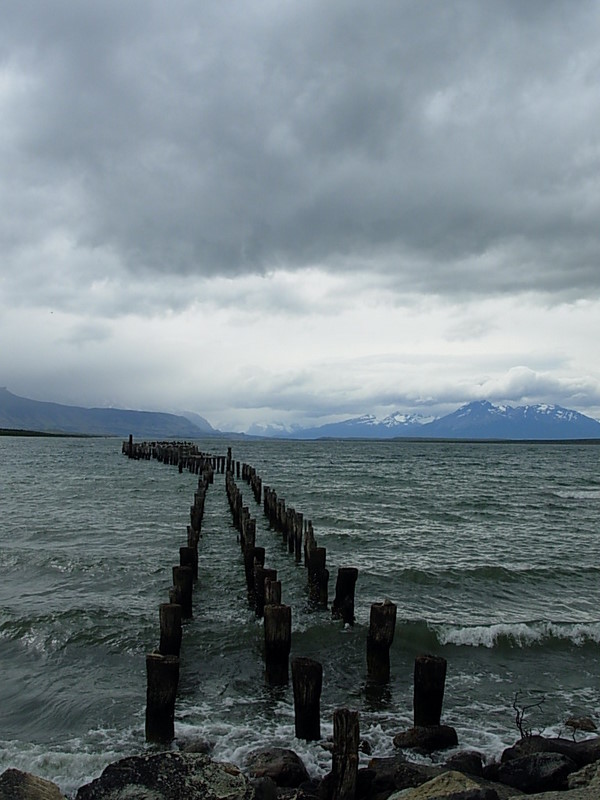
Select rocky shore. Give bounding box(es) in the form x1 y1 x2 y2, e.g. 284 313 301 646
3 729 600 800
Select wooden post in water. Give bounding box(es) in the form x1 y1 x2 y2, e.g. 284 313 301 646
145 652 179 743
171 565 193 618
264 577 282 607
254 566 277 618
413 654 447 727
304 522 316 567
331 708 360 800
308 547 328 608
332 567 358 625
179 545 197 583
292 657 322 741
366 600 397 684
264 603 292 685
159 603 182 656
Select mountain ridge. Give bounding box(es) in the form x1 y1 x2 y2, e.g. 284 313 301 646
270 400 600 440
1 389 599 440
0 387 211 438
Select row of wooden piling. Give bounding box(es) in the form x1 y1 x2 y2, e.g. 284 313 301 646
225 450 400 711
144 456 214 743
123 434 225 476
239 460 362 625
224 462 293 685
126 437 452 793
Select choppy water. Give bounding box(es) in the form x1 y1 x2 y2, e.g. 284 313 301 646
1 436 599 797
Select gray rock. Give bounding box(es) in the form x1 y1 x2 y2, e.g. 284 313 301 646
178 738 215 755
443 752 484 778
565 717 597 734
393 726 459 754
504 761 600 800
501 735 600 768
250 776 278 800
386 770 498 799
0 769 66 800
495 751 576 794
367 755 444 793
246 748 310 788
568 760 600 789
75 752 252 800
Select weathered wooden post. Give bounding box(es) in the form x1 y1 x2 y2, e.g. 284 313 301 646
159 603 182 656
308 547 328 608
304 522 316 567
244 546 264 597
171 565 193 618
264 577 282 606
145 652 179 742
332 567 358 625
292 657 322 741
264 603 292 685
294 512 303 562
331 708 359 800
366 600 397 684
414 654 447 727
179 545 197 583
254 566 277 618
127 433 133 458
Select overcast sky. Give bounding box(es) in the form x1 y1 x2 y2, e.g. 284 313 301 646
1 1 600 431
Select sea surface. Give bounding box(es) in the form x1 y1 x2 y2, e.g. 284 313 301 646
1 435 600 797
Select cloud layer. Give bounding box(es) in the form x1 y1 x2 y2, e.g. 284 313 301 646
2 1 599 429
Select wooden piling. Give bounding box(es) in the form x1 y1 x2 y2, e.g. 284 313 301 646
332 567 358 625
413 654 447 727
172 565 193 618
292 657 322 741
264 578 282 607
158 603 182 656
145 652 179 743
179 545 197 583
366 600 397 684
264 603 292 685
308 547 329 608
254 566 277 618
331 708 359 800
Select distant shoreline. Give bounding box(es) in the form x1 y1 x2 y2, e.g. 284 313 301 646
0 428 97 438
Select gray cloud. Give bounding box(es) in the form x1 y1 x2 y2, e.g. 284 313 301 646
3 0 600 305
2 1 600 429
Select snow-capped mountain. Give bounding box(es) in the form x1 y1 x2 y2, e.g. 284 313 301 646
272 411 436 439
268 401 600 440
419 400 600 439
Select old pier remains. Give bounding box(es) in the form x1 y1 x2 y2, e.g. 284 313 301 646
124 435 452 793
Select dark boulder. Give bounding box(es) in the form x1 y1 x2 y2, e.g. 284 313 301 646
250 776 279 800
246 747 310 788
494 751 577 793
75 752 252 800
443 751 484 777
393 725 459 753
0 768 66 800
367 755 443 795
501 734 600 768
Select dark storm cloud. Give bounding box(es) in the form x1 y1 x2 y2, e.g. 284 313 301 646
2 0 600 309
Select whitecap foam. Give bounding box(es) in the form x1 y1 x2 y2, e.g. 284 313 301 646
438 620 600 648
0 725 145 799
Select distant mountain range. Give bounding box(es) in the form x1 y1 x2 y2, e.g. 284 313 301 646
0 387 215 438
262 401 600 440
1 388 599 440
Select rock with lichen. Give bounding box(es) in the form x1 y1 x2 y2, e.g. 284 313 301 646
75 752 253 800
